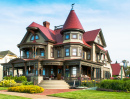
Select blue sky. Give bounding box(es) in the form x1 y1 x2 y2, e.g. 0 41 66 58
0 0 130 64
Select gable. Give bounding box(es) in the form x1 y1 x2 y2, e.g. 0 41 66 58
94 33 103 45
25 31 47 43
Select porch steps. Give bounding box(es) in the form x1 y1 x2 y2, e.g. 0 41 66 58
38 80 70 89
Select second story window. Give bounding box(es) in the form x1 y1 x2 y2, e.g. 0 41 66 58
79 34 82 40
51 47 54 58
65 48 70 56
40 49 45 57
30 34 39 41
65 34 70 40
79 48 82 56
72 48 77 56
87 51 91 60
57 50 61 58
83 51 85 59
72 34 77 39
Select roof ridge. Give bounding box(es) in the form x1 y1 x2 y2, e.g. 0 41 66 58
85 28 101 33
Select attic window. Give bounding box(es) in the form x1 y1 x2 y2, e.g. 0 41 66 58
31 35 34 41
98 36 100 44
35 35 39 40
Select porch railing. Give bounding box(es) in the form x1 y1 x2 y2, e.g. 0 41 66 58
21 55 45 59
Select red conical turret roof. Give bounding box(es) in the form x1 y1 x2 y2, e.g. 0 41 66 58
61 10 84 34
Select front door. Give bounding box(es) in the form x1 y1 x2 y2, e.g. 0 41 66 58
57 66 62 80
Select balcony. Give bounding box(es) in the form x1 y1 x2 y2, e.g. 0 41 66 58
21 54 45 59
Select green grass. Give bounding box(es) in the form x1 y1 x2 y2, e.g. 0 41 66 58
0 87 8 90
49 90 130 99
0 94 30 99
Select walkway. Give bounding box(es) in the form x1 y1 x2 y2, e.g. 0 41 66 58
0 89 80 99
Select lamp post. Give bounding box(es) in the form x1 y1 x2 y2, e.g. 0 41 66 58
120 62 123 80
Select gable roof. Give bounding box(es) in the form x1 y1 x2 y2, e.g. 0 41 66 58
84 29 107 47
84 29 101 42
0 50 17 58
111 63 121 75
96 44 106 51
61 10 84 33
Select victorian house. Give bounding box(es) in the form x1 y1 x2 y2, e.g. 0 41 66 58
2 9 112 84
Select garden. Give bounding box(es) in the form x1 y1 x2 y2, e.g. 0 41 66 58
0 76 44 94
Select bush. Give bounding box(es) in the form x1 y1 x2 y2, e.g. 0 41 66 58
22 81 33 85
4 76 27 82
8 85 44 93
98 79 130 91
0 80 16 87
123 77 130 81
81 80 98 87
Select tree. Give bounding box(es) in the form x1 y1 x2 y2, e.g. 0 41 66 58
125 66 130 77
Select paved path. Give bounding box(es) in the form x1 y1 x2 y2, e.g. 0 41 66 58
0 90 67 99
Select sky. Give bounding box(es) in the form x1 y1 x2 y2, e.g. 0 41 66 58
0 0 130 64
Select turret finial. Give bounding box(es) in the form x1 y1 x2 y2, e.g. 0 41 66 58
71 3 75 10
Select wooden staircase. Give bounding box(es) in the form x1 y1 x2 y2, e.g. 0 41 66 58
38 80 70 89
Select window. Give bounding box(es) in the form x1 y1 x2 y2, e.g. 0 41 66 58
72 48 77 56
26 51 29 58
65 48 70 56
72 67 77 77
98 36 100 44
51 47 54 57
51 68 53 74
87 51 91 60
31 35 34 40
83 51 85 59
57 50 61 58
43 68 45 75
79 48 82 56
35 35 39 40
65 34 70 40
72 34 77 39
96 68 101 79
40 49 45 57
79 34 82 40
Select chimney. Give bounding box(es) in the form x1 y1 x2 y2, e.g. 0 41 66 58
43 21 50 28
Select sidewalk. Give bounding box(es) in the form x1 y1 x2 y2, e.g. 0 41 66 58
0 91 67 99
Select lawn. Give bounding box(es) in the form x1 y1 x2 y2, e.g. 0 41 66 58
0 94 30 99
0 87 8 90
49 90 130 99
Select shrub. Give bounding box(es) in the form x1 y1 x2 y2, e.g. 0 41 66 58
123 77 130 81
8 85 44 93
98 79 130 91
0 80 16 87
22 81 33 85
4 76 27 82
81 80 97 87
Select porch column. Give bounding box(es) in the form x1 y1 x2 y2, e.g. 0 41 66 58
41 68 43 76
17 68 19 76
24 63 27 76
11 64 14 77
63 65 66 79
32 46 34 58
91 66 93 80
79 62 81 85
20 49 21 58
8 68 9 76
35 46 37 59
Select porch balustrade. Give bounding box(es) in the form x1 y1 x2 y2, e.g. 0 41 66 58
21 54 45 59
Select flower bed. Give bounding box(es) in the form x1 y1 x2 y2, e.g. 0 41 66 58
81 80 100 87
8 85 44 93
98 79 130 91
0 80 16 87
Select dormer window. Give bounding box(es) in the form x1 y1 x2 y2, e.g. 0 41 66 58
65 34 70 40
35 35 39 40
30 34 39 41
31 35 34 40
72 34 77 39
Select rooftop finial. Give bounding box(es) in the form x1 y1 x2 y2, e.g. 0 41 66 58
71 3 75 10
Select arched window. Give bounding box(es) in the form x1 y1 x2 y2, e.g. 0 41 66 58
31 35 34 41
35 35 39 40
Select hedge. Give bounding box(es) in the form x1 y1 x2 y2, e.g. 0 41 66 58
4 76 27 82
98 79 130 91
8 85 44 93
